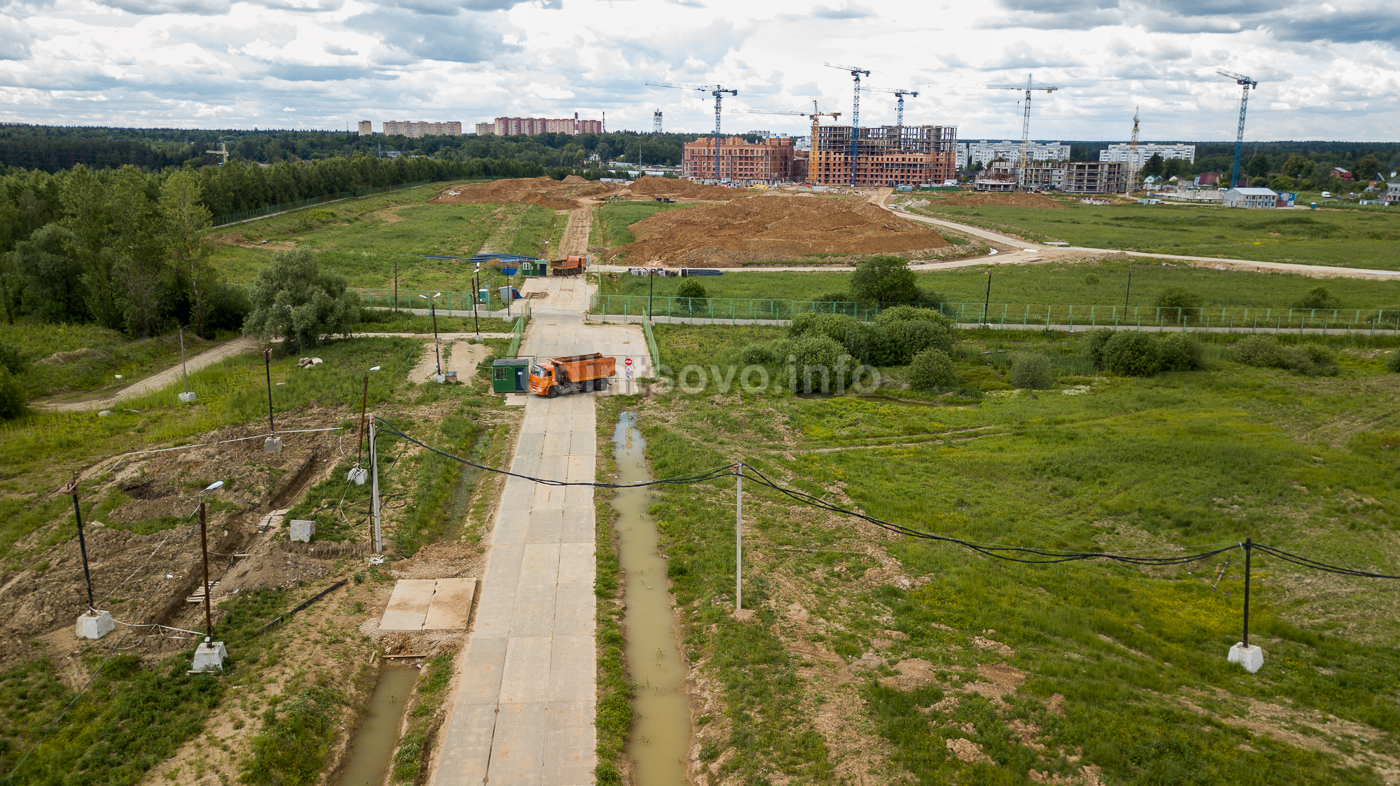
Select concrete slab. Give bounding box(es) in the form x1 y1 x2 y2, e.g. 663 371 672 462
520 543 561 586
451 635 509 705
433 702 495 786
379 579 437 631
553 586 595 637
542 700 596 786
487 702 549 783
510 586 557 638
549 637 596 702
557 543 593 585
423 578 476 630
500 637 554 704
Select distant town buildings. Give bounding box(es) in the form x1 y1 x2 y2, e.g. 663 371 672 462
958 140 1070 169
357 120 462 137
475 114 604 136
1099 143 1196 165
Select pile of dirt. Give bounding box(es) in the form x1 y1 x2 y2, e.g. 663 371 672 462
433 177 622 211
930 192 1065 209
607 195 950 266
625 175 739 201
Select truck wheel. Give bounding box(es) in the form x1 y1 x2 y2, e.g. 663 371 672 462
583 379 593 393
548 385 560 399
596 378 609 391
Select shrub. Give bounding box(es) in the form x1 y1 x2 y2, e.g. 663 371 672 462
1291 286 1340 311
737 343 779 366
789 312 858 342
1388 349 1400 373
1101 331 1161 376
1153 287 1202 323
789 336 854 392
1283 343 1339 377
1009 353 1055 389
812 291 851 303
874 304 955 330
1158 334 1204 372
1233 335 1287 368
0 367 24 419
676 279 707 299
851 255 919 304
1085 329 1115 368
908 348 956 391
0 343 25 376
884 319 952 365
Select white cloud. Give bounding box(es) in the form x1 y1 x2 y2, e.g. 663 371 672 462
0 0 1392 139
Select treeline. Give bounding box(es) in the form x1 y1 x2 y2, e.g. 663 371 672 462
0 124 698 173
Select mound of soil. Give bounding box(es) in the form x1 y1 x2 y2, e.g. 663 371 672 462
930 192 1065 209
625 175 739 201
607 195 949 266
433 177 623 211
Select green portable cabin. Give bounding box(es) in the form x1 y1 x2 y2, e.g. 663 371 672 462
492 358 531 393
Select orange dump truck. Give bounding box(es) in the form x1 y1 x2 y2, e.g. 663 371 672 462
528 353 616 397
549 255 587 276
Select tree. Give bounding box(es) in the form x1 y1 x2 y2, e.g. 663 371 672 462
1142 153 1165 178
12 224 87 324
244 249 360 353
1281 154 1311 179
1269 175 1296 192
1246 153 1271 179
850 255 918 305
160 171 215 337
1354 155 1384 182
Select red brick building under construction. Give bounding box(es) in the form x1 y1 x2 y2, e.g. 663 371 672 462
810 125 957 187
683 136 796 184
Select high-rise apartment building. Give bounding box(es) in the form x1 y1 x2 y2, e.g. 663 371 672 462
810 125 958 187
381 121 462 137
683 136 796 183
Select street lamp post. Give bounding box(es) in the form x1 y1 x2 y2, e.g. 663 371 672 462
418 293 442 377
192 481 228 672
472 262 481 338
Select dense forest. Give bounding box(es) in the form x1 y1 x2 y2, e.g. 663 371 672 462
0 124 697 173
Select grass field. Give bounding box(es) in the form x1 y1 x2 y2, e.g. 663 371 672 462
590 201 698 249
595 259 1400 312
911 198 1400 270
630 323 1400 784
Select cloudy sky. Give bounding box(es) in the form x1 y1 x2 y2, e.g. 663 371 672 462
1 0 1397 141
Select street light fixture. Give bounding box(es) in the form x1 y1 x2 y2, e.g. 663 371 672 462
350 366 380 484
192 479 228 671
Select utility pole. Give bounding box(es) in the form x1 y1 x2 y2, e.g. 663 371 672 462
65 477 95 612
735 462 743 613
370 420 382 553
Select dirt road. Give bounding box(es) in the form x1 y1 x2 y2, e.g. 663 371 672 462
559 201 594 258
34 337 260 413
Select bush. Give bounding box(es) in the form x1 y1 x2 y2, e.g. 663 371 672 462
0 343 25 376
1233 336 1288 368
884 319 952 365
737 343 779 366
789 312 858 342
1388 349 1400 373
874 304 955 330
1009 353 1055 389
908 348 956 391
812 291 851 303
1101 331 1161 376
1154 287 1202 323
789 336 855 392
1158 333 1204 372
1292 286 1340 311
0 367 24 419
1284 343 1338 377
1085 329 1115 368
676 279 707 299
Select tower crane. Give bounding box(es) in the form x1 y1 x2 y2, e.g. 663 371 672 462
1125 106 1139 197
986 75 1058 189
740 102 842 182
1216 69 1258 189
862 87 919 126
826 62 870 187
646 82 738 182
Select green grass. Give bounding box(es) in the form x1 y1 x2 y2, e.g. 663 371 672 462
593 396 634 785
591 201 698 249
596 260 1400 313
633 323 1400 783
0 322 217 399
391 653 454 784
912 198 1400 270
507 205 560 259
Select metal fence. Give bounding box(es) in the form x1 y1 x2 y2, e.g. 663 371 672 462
210 181 431 227
351 283 515 312
591 293 1400 332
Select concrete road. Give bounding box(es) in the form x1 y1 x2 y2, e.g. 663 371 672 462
431 279 648 786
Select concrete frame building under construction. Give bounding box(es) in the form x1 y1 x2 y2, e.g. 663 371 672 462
810 125 957 188
683 136 797 184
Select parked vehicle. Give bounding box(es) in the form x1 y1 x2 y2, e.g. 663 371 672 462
528 353 616 397
549 255 588 276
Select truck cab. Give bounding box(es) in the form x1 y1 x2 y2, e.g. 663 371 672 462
528 361 557 396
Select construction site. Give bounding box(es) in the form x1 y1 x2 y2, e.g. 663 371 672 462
808 124 958 187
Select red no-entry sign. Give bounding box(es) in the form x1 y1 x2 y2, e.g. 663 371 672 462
624 358 632 366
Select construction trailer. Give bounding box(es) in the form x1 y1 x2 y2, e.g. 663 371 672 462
683 136 797 184
809 125 957 188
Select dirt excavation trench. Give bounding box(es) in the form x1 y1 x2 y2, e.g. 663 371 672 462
612 412 692 784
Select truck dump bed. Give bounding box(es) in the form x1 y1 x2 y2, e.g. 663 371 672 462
552 353 615 383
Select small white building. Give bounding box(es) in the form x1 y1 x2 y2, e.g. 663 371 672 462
1223 187 1278 209
1385 183 1400 203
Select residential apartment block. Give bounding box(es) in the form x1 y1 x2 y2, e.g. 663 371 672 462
1063 161 1128 194
381 121 462 137
1099 143 1196 166
476 114 604 136
957 140 1070 169
683 136 797 184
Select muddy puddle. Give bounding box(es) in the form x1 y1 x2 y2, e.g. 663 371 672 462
612 412 692 785
334 663 418 786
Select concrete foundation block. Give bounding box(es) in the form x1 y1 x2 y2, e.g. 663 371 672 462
191 640 228 672
264 437 283 454
289 519 315 543
433 374 446 384
178 392 197 404
347 467 368 486
76 610 115 640
1228 642 1264 673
